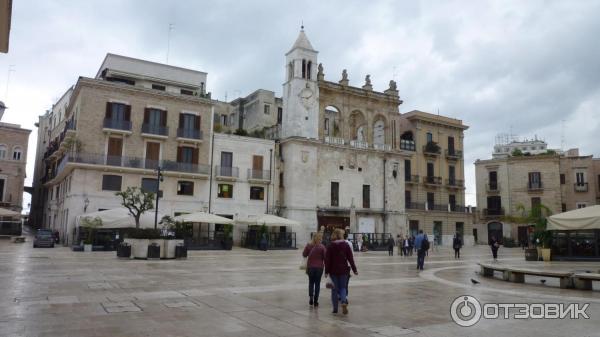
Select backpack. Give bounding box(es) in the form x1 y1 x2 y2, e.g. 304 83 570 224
421 236 430 251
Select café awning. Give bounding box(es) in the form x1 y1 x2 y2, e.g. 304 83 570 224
237 214 300 227
547 205 600 230
76 208 165 229
173 212 234 225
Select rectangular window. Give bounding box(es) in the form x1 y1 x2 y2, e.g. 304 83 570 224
218 184 233 198
576 172 585 185
102 175 122 191
427 192 434 209
562 203 567 212
489 171 498 190
250 186 265 200
279 172 284 188
577 202 587 209
404 160 411 181
264 104 270 115
324 118 329 135
560 174 565 185
449 165 456 182
362 185 370 208
107 102 130 121
427 162 434 177
426 132 433 143
277 107 283 125
531 197 541 217
405 190 411 208
180 89 194 96
448 136 455 154
141 178 158 194
152 84 166 91
177 181 194 196
528 172 541 188
331 182 339 207
449 194 456 211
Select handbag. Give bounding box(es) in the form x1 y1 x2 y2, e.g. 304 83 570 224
325 278 335 289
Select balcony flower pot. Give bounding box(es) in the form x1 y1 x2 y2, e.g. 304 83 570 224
164 239 183 259
541 248 552 262
147 242 161 260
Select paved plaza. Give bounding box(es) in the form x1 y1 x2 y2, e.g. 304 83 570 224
1 235 600 337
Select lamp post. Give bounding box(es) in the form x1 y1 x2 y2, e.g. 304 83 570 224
154 166 163 230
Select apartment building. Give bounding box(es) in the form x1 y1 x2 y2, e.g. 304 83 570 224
0 116 30 213
398 110 473 245
474 147 600 244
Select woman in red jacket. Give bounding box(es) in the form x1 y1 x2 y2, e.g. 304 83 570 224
325 228 358 314
303 231 326 307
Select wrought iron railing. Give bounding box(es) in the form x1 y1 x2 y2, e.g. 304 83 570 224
141 124 169 136
103 118 132 131
247 169 270 180
177 128 203 140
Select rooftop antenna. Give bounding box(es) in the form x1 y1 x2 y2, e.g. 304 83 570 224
4 64 15 99
561 119 566 151
166 23 174 64
301 20 304 30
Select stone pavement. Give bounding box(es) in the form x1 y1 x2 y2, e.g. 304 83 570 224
1 237 599 337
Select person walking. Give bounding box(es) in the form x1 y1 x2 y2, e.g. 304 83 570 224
490 236 500 261
452 233 463 259
387 236 395 256
303 231 326 307
409 235 415 256
325 229 357 315
343 232 354 297
397 235 403 257
414 230 429 270
403 236 410 257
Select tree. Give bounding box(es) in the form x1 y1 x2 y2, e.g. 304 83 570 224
502 203 553 247
80 216 102 244
511 148 523 156
115 187 154 229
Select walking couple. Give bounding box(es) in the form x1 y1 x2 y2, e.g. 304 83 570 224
302 229 358 314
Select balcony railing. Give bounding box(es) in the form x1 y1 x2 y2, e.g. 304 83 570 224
141 123 169 136
449 204 467 213
446 179 464 188
215 166 239 178
400 139 416 151
445 149 463 159
574 183 589 192
177 128 203 140
103 118 132 131
406 202 426 210
324 136 345 145
54 153 210 177
483 208 505 217
405 175 420 184
423 176 442 185
247 169 271 181
423 143 441 156
527 181 543 191
373 143 391 151
427 203 448 211
350 140 369 149
486 182 500 193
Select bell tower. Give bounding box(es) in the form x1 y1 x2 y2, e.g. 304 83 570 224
281 27 319 139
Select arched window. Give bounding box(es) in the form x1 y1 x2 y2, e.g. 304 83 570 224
302 59 306 79
0 145 6 159
307 61 312 80
373 120 385 145
12 146 22 161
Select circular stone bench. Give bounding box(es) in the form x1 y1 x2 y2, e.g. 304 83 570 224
478 263 574 288
571 273 600 290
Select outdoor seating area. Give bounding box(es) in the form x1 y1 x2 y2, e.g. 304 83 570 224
478 262 600 290
547 205 600 261
238 214 299 250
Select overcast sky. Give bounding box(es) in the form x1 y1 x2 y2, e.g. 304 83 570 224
1 0 599 211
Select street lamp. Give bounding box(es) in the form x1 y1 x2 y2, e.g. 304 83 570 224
154 166 164 230
83 198 89 212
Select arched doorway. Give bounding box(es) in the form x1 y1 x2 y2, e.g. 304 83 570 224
487 222 503 244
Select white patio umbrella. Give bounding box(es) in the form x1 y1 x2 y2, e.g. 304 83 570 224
173 212 234 224
547 205 600 230
238 214 300 227
76 208 166 229
0 208 21 218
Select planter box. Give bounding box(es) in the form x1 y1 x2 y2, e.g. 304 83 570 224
164 239 183 259
147 243 161 259
541 248 552 262
149 239 165 259
130 239 150 259
116 243 132 258
84 244 92 252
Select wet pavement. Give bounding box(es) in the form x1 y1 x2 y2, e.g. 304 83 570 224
1 235 599 337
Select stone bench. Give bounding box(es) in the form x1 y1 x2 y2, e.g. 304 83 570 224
572 273 600 290
503 268 574 289
478 263 510 281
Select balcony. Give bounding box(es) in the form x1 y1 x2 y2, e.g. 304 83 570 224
527 182 543 192
446 179 465 189
406 202 426 210
486 182 500 193
405 175 420 184
482 208 505 218
423 176 442 186
423 142 441 156
449 204 467 213
141 124 169 138
49 153 210 184
324 136 345 145
103 119 132 133
445 149 463 160
177 128 203 142
574 183 589 192
215 166 239 180
427 203 449 212
247 169 271 183
400 139 416 151
373 143 392 151
350 140 369 149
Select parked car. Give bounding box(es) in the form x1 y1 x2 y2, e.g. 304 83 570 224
33 229 55 248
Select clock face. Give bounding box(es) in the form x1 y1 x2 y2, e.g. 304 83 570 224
299 88 314 109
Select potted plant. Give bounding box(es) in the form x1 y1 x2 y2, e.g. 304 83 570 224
116 187 155 259
160 215 184 259
80 216 102 252
222 224 233 250
507 203 552 261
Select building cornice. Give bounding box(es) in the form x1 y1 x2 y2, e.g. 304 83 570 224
318 80 403 106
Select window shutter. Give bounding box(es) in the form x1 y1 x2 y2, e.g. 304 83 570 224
143 108 149 124
105 102 112 119
195 115 201 130
161 110 167 126
177 147 182 162
192 148 199 164
125 105 131 121
179 114 184 128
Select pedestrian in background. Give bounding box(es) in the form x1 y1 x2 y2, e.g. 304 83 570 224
387 236 395 256
452 232 462 259
397 235 403 257
490 236 500 261
325 229 357 315
303 231 326 307
414 230 429 270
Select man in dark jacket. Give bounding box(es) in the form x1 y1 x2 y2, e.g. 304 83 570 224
452 233 463 259
387 236 395 256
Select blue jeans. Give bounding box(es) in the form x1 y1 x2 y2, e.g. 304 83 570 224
330 274 348 311
417 249 426 270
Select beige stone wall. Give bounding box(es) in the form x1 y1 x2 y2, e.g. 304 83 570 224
0 124 30 211
560 156 598 210
506 156 561 215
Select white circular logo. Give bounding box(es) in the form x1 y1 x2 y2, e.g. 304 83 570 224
450 295 482 327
